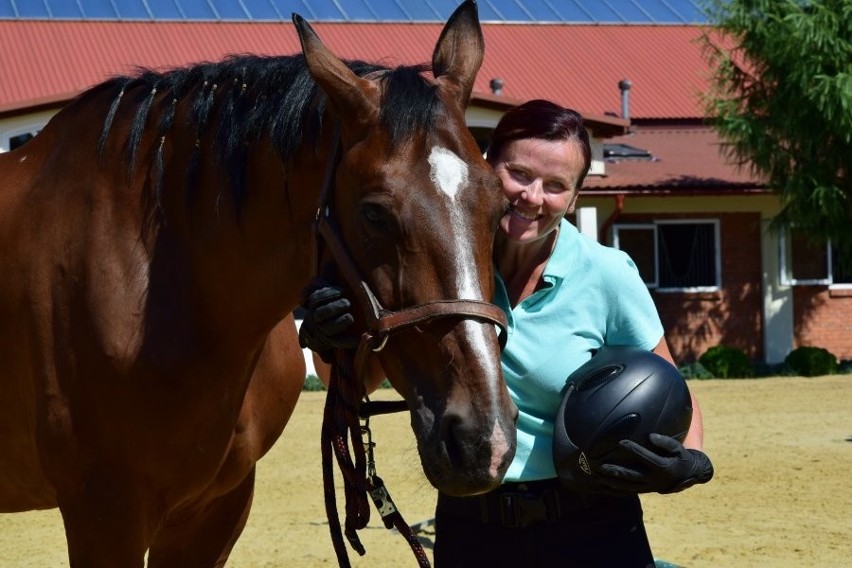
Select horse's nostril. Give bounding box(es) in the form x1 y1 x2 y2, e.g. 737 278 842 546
440 410 468 465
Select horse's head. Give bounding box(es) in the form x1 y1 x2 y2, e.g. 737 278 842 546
295 0 517 496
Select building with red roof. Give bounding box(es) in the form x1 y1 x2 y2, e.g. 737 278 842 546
2 2 849 366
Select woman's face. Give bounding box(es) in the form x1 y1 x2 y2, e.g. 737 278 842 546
493 137 585 244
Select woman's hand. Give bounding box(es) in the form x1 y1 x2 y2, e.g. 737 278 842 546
298 285 358 363
596 433 714 494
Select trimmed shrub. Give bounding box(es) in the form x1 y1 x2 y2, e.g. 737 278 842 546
303 374 326 391
698 345 754 378
679 361 714 380
784 346 838 377
752 361 797 378
302 375 394 391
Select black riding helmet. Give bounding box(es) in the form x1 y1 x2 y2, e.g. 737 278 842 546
552 345 692 492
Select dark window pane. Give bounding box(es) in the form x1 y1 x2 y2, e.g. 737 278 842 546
831 241 852 284
657 223 716 287
616 227 656 285
9 132 35 150
790 229 828 281
468 127 492 154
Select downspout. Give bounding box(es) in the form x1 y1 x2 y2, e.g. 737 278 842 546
598 79 632 244
599 194 625 245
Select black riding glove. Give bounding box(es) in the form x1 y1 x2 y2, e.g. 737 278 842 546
595 433 714 494
298 285 358 363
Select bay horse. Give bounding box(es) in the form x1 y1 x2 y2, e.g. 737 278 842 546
0 1 516 566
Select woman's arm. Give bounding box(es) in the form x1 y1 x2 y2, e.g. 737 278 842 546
653 338 704 450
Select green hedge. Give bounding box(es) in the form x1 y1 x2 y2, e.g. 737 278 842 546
301 375 393 391
784 346 838 377
698 345 754 378
678 361 714 380
303 374 326 391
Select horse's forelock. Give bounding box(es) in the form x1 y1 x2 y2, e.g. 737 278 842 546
377 64 440 145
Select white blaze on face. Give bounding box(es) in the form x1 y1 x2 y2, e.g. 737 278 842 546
428 146 467 201
427 146 477 299
428 145 496 366
429 147 507 472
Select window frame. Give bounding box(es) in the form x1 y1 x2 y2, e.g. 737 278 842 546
613 218 722 293
779 230 852 288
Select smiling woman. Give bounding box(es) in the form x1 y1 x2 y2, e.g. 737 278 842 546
297 98 715 567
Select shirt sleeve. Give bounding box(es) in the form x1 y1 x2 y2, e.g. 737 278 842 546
600 248 664 350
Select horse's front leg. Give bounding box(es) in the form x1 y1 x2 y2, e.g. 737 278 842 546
148 315 304 567
58 466 155 568
147 468 256 568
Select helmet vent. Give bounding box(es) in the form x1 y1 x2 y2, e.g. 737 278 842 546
594 412 641 452
577 364 624 392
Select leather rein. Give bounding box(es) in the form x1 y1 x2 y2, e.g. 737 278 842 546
312 123 507 567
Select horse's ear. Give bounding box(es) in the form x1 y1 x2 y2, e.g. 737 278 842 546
292 13 379 136
431 0 484 108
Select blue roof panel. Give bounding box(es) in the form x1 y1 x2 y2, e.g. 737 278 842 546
339 1 381 21
45 0 82 18
303 0 344 20
170 0 217 19
481 0 529 21
394 1 443 20
207 0 246 19
78 0 116 18
1 0 711 23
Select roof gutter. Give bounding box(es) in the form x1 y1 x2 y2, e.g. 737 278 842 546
583 185 769 197
0 92 78 119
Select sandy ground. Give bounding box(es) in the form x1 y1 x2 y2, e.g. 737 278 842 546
1 375 850 567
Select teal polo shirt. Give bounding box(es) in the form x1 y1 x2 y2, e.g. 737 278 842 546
494 219 664 482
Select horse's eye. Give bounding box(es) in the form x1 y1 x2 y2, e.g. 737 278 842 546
361 203 389 229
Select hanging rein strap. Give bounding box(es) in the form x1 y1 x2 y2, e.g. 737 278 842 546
321 354 430 568
314 123 507 567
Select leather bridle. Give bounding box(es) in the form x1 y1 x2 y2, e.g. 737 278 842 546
312 123 508 388
312 122 508 567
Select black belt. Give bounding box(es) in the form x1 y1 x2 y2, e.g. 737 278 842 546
438 479 616 529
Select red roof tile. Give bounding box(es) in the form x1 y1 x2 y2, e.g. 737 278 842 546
1 20 717 119
583 126 766 193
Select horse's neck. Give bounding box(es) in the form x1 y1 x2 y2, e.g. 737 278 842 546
156 137 327 341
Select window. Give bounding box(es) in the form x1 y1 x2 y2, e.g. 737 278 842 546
612 224 657 286
9 132 34 149
780 229 852 286
468 126 493 155
613 220 721 291
1 125 42 152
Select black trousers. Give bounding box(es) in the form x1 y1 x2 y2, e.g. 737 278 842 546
434 479 655 568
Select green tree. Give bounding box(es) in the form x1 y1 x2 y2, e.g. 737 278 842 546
703 0 852 262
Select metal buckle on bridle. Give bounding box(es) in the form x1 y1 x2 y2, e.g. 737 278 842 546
361 414 399 519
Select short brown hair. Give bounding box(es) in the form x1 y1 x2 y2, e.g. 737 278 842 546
486 99 592 187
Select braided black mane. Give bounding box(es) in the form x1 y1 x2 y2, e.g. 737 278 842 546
91 54 439 209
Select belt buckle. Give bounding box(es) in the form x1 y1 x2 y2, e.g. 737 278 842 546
499 492 548 528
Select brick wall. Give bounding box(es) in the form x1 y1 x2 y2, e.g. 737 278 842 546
616 212 764 365
792 287 852 361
